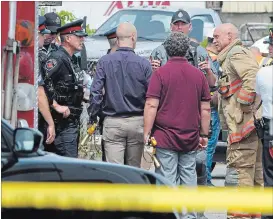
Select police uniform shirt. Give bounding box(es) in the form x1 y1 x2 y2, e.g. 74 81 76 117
256 65 273 120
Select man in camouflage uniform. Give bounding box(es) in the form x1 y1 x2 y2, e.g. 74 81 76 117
43 19 87 157
150 9 217 87
214 23 263 219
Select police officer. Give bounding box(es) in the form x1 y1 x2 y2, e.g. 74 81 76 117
150 9 217 87
104 26 118 54
38 16 55 146
43 19 88 157
43 12 61 55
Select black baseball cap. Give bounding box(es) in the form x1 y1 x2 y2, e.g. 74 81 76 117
44 12 61 33
171 9 191 24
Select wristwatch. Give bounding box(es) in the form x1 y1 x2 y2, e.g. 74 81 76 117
200 134 209 138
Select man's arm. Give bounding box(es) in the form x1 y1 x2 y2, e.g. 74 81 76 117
230 49 259 108
200 73 212 135
88 59 106 120
143 71 162 142
197 46 217 86
38 86 55 144
200 101 211 135
144 98 159 142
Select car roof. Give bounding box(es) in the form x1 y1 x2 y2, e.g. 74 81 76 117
1 118 172 185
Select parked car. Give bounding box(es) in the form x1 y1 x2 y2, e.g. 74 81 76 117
1 118 178 219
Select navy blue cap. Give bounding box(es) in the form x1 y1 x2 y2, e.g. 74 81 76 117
44 12 61 33
104 27 117 39
171 9 191 24
39 16 51 34
57 19 88 37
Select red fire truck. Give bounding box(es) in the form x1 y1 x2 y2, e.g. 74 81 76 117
1 1 37 128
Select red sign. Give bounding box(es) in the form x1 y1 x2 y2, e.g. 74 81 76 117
104 1 170 16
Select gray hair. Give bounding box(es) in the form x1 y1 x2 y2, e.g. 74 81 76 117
163 32 190 57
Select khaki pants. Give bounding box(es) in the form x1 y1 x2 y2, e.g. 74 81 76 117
226 132 264 219
103 116 144 168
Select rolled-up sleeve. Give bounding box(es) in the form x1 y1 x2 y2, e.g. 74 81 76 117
89 59 106 116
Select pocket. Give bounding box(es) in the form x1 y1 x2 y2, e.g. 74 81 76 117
234 108 244 124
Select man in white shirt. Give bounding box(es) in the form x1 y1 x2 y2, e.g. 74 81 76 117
255 64 273 192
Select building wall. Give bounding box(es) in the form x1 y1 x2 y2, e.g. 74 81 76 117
221 1 273 13
220 12 273 28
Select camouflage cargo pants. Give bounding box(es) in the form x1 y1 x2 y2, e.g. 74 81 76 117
226 132 264 219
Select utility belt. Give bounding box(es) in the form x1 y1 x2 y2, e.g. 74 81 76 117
51 106 82 124
254 117 273 139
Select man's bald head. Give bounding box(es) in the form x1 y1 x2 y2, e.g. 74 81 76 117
213 23 239 52
116 22 137 49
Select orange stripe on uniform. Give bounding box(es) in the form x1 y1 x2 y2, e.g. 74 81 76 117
229 120 255 144
237 88 255 104
219 79 242 98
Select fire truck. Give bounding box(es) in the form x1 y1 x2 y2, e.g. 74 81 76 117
2 1 38 129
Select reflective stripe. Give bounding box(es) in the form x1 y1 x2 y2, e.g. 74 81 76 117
219 79 242 98
237 88 256 104
259 57 273 67
229 120 256 144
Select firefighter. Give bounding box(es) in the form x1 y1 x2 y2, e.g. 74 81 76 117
37 16 55 146
249 46 273 68
214 23 263 218
42 19 88 158
264 28 273 59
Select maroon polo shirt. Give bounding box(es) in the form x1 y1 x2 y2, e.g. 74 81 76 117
146 57 211 152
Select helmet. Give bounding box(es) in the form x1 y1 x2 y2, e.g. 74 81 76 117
205 27 215 39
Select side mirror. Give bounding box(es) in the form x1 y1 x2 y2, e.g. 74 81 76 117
13 128 43 153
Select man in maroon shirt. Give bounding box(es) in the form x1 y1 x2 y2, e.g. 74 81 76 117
144 32 211 193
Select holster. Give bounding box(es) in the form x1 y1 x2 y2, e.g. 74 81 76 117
254 116 265 139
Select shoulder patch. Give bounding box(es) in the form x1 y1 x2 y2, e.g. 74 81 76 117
45 59 57 71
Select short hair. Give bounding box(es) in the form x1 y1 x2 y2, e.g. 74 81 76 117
108 38 117 48
163 32 190 57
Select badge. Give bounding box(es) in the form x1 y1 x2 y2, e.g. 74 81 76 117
45 59 57 71
55 17 61 24
178 12 183 18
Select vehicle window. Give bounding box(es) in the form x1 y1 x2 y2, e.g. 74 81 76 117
2 132 11 152
94 10 215 41
94 10 174 40
191 14 214 25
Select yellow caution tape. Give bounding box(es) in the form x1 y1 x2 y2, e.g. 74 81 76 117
2 182 273 214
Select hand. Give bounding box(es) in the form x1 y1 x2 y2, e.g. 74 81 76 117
46 124 55 144
199 137 208 149
198 58 211 73
150 59 161 71
54 104 70 118
144 134 150 145
89 115 98 125
240 104 253 114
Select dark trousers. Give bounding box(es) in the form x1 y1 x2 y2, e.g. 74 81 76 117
53 120 79 158
262 118 273 219
40 117 79 158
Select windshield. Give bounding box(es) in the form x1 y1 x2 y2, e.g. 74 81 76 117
94 9 215 41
